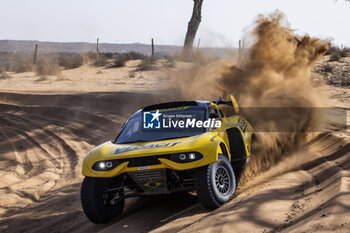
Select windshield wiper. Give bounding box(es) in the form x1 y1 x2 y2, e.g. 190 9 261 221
116 134 199 144
117 139 150 144
155 135 195 141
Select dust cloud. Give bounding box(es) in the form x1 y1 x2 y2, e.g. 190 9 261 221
173 11 329 182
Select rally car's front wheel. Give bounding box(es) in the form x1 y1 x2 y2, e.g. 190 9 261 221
194 155 236 210
81 177 125 223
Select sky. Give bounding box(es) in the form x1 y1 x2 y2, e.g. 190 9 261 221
1 0 349 47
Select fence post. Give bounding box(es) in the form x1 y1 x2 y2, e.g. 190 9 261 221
96 38 100 62
238 40 241 60
33 44 38 64
151 38 154 57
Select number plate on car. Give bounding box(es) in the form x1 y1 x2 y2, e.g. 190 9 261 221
138 166 150 170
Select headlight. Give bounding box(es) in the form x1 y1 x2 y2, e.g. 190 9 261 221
92 159 120 171
169 152 203 163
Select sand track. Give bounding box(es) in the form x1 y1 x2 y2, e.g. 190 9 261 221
139 132 349 233
0 91 164 232
0 90 349 233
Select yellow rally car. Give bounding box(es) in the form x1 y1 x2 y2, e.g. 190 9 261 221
81 95 255 223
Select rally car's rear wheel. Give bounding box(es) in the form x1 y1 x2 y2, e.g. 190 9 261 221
81 177 125 223
194 155 236 210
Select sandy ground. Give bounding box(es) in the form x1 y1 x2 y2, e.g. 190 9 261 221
0 59 192 93
0 61 349 233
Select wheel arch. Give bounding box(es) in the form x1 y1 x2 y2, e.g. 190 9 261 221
226 127 247 161
226 127 247 183
219 142 230 161
250 133 257 154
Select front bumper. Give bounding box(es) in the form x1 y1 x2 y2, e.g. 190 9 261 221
83 149 217 178
82 133 222 178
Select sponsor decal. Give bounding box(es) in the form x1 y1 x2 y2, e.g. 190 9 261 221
115 142 181 154
143 181 162 188
138 166 150 170
238 118 247 132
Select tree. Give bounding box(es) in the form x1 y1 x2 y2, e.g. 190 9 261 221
181 0 204 57
181 0 347 57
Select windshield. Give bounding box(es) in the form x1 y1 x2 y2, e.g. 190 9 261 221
115 107 207 144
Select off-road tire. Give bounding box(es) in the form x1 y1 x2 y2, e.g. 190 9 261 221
194 155 236 210
227 128 246 160
81 177 124 223
227 128 247 182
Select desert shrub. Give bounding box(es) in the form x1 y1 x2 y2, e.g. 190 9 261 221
0 52 33 73
109 56 127 68
120 52 145 60
0 71 12 80
58 53 84 69
342 47 350 57
108 52 146 68
93 55 109 67
103 53 114 59
322 64 333 73
164 56 176 68
325 45 339 56
153 52 169 59
84 51 97 61
55 75 68 81
327 45 349 62
136 57 157 71
35 59 61 76
11 62 33 73
10 58 33 73
35 76 48 82
129 71 136 78
9 54 33 73
83 52 109 67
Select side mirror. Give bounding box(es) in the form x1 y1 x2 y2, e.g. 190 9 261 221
209 113 220 118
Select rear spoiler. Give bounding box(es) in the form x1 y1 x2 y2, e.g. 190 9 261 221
212 95 239 114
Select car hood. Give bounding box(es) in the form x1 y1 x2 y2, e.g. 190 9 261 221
85 132 217 160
